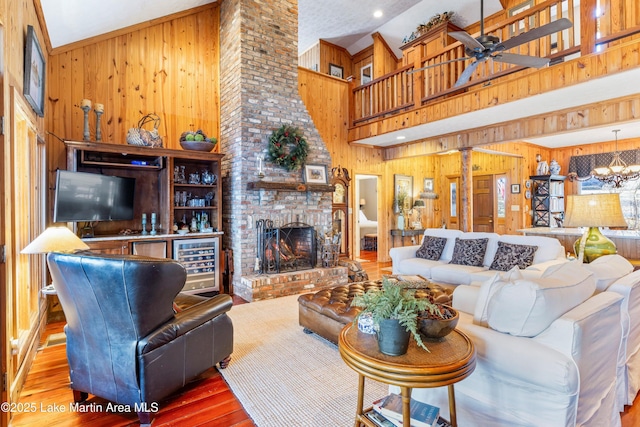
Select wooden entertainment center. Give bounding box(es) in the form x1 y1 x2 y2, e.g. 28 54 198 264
62 140 225 294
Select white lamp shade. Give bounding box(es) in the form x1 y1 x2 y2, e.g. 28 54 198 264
564 194 628 228
21 226 90 254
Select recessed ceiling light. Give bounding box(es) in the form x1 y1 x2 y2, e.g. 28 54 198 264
396 135 406 140
373 10 383 18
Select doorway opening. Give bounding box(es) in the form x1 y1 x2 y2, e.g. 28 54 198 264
354 174 379 261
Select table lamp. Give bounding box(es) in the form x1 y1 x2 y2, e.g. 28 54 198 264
22 226 90 293
413 199 425 228
563 194 628 263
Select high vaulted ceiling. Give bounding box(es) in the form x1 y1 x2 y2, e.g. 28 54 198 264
38 0 640 148
40 0 502 55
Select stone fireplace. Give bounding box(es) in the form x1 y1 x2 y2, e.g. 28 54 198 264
256 221 316 274
218 0 347 301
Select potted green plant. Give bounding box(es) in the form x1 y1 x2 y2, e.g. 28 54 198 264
351 278 445 355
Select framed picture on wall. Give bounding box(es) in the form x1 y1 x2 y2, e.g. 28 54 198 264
329 63 344 79
394 174 413 212
23 25 46 117
423 178 434 192
304 164 328 184
511 184 521 194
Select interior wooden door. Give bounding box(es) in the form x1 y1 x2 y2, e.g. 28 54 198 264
473 175 494 232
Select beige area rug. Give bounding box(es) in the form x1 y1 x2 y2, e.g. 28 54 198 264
220 294 387 427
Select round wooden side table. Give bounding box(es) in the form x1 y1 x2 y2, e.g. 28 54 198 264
339 324 476 427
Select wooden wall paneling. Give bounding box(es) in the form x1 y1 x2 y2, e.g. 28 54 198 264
320 40 352 78
299 42 321 71
46 7 221 155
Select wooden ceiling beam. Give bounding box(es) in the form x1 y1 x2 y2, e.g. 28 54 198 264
383 94 640 161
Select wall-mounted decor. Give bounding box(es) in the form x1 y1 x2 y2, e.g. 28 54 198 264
23 25 46 117
394 174 413 212
511 184 521 194
423 178 434 192
267 125 309 171
329 63 344 79
304 164 328 184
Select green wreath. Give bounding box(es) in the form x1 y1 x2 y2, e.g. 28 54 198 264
267 125 309 171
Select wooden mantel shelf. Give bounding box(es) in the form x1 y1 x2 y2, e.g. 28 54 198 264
247 181 334 192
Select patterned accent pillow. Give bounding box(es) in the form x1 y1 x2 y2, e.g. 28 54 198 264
489 241 538 271
415 236 447 260
449 238 489 267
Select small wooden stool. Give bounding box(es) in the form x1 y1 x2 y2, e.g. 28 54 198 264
363 234 377 250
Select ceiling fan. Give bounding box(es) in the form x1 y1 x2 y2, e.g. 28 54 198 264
410 0 573 87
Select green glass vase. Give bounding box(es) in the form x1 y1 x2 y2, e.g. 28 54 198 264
573 227 618 263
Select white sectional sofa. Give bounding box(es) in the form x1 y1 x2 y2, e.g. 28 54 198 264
387 248 640 427
390 228 567 285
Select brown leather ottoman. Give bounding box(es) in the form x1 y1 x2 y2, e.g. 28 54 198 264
298 280 453 344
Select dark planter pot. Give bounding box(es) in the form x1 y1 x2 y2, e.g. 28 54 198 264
418 305 459 340
376 319 411 356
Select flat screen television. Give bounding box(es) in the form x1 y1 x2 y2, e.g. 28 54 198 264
53 170 136 223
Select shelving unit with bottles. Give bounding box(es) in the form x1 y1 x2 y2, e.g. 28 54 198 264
530 175 566 227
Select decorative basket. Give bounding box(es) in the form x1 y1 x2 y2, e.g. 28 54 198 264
126 114 163 147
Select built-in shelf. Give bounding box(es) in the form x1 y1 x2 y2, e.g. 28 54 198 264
247 181 335 192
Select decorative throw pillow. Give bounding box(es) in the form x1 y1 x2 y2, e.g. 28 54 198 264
473 266 522 327
449 238 489 267
415 236 447 260
489 241 538 271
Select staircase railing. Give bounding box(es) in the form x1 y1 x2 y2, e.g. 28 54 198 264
350 0 640 126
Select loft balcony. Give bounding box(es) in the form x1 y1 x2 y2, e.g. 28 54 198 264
345 0 640 149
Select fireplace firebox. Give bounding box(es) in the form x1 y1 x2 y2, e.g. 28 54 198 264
256 221 316 274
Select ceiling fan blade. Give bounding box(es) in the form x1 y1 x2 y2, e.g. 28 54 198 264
497 18 573 51
408 56 473 74
449 31 485 51
454 60 481 87
493 52 550 68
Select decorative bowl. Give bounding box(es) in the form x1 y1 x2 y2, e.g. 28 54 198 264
180 141 216 152
418 305 459 339
176 229 189 235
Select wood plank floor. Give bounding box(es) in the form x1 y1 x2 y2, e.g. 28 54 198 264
11 251 639 426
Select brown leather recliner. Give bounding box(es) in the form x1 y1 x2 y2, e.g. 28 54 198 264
47 252 234 425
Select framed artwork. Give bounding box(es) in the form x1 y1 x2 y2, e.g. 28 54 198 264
329 63 344 79
423 178 434 192
511 184 521 194
304 164 328 184
394 174 413 212
23 25 46 117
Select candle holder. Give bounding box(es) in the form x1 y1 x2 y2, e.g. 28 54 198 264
150 213 157 236
81 105 91 141
94 109 103 141
141 214 148 235
257 154 265 180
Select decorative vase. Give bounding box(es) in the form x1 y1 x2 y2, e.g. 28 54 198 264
397 213 405 230
418 305 459 339
376 319 411 356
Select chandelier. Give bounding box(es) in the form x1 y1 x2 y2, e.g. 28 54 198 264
591 129 640 188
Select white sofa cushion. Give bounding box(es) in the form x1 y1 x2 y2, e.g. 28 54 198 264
430 263 488 286
498 234 565 264
584 254 634 292
393 257 445 278
473 267 523 327
487 261 596 337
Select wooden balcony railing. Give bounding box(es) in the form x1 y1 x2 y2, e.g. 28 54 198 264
350 0 640 126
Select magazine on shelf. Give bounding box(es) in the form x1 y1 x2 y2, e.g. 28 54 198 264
372 393 440 427
364 409 397 427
